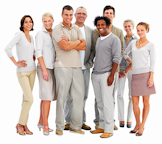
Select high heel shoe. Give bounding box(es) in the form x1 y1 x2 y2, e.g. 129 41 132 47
37 123 53 132
43 126 49 136
136 128 144 136
16 124 26 136
130 127 139 133
24 125 33 135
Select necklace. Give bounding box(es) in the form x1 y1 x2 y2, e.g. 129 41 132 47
139 39 147 46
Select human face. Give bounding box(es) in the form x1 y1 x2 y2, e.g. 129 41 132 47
42 16 54 30
62 9 73 25
124 22 134 35
23 17 33 31
96 19 109 36
137 25 148 38
103 9 115 22
75 8 87 25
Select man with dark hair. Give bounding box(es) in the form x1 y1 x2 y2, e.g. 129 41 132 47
64 6 94 131
52 5 86 135
90 16 121 138
93 5 124 130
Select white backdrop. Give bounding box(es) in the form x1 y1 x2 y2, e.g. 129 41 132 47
0 0 161 144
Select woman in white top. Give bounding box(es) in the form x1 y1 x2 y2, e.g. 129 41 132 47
5 15 36 135
35 13 56 135
123 22 156 136
117 19 137 128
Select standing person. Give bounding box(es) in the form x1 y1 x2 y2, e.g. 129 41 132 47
64 6 94 131
5 15 36 135
117 19 138 128
90 16 121 138
123 22 156 136
52 5 86 135
35 12 56 136
93 5 124 130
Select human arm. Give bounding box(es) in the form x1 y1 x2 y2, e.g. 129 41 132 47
92 29 100 56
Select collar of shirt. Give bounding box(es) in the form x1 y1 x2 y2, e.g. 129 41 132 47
124 34 136 40
100 32 112 40
60 22 75 30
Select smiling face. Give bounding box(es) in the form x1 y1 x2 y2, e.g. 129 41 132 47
97 19 109 36
137 25 148 38
42 16 54 30
103 9 115 23
23 17 33 31
124 22 134 35
75 8 87 26
62 9 73 26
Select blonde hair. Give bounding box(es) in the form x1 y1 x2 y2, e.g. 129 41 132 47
137 22 150 33
42 12 53 21
123 19 135 26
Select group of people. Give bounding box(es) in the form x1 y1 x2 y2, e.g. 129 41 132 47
5 4 156 138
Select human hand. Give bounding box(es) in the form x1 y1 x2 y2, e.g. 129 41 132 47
120 72 126 78
43 69 49 81
119 72 122 78
16 60 27 67
107 74 114 86
148 79 154 88
61 35 68 42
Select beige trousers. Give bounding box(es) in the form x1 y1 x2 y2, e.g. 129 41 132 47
17 70 36 125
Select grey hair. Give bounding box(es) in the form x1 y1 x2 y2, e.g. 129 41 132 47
75 6 87 14
123 19 135 26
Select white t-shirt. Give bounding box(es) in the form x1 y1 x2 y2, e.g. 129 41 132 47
79 26 86 70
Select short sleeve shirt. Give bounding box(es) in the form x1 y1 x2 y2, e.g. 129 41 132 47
52 22 84 68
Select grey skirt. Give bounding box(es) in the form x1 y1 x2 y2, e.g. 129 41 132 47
37 66 57 101
131 72 156 96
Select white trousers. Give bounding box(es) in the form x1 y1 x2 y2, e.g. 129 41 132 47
117 70 133 122
92 72 115 133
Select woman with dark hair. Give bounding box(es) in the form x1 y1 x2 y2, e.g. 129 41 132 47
123 22 156 136
5 15 36 135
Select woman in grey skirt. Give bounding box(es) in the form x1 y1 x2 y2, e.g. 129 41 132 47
123 22 156 136
35 13 56 135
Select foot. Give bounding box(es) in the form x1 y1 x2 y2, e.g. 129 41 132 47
95 124 99 129
90 128 104 134
56 129 63 135
136 125 144 136
64 124 70 130
100 132 113 138
130 124 140 133
114 124 118 130
127 122 132 128
16 124 26 135
119 121 124 127
81 124 91 130
43 126 49 136
24 125 33 135
69 127 85 134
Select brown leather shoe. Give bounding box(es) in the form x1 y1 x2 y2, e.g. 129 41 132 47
90 128 104 134
114 124 118 130
56 129 63 135
100 132 113 138
69 127 85 134
81 124 91 130
64 124 70 130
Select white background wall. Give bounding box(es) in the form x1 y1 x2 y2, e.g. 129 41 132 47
0 0 161 143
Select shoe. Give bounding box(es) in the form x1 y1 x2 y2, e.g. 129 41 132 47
37 123 53 132
127 124 132 128
136 128 144 136
16 124 26 136
130 127 139 133
56 129 63 135
95 124 99 129
69 127 85 134
43 126 49 136
64 124 70 130
114 124 118 130
81 124 91 130
119 121 124 128
90 128 104 134
24 125 33 135
100 133 113 138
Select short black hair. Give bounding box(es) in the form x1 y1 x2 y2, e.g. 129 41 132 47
20 15 34 31
94 16 111 27
103 5 115 15
62 5 73 14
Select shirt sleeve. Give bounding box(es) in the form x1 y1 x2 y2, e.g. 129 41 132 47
149 43 156 72
123 40 134 60
5 31 22 57
35 31 44 58
112 37 121 64
52 25 64 43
